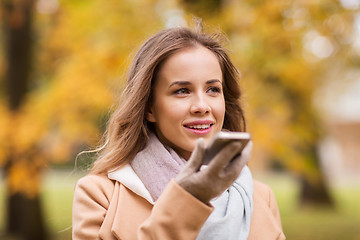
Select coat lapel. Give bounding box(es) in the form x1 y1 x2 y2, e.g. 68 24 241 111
111 183 152 240
248 184 285 240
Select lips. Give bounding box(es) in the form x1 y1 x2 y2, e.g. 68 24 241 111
186 124 213 130
183 120 214 134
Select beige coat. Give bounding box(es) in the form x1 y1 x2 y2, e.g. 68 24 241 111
73 174 286 240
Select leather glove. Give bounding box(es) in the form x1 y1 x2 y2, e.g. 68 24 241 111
175 138 252 204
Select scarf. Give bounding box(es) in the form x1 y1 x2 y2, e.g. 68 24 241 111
130 133 254 240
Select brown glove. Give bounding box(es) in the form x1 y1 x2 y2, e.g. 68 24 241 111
175 138 252 204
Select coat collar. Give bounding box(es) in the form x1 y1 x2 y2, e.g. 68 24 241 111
108 164 154 204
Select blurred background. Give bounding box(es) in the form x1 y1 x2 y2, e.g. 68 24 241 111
0 0 359 239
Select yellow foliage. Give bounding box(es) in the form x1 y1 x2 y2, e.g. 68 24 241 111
1 0 352 198
7 158 45 198
0 0 163 196
0 104 10 165
179 0 353 185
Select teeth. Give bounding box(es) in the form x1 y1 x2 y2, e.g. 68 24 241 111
188 124 210 129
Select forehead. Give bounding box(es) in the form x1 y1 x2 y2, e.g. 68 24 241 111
155 46 223 85
166 45 220 66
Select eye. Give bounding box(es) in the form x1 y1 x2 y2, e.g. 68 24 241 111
207 86 221 95
174 88 190 95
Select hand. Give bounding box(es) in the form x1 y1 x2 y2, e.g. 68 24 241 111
175 138 252 204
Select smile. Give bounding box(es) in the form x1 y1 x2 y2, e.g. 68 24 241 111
187 124 212 130
184 122 214 135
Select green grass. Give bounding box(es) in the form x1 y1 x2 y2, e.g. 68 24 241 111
258 173 360 240
0 169 85 240
1 170 360 239
41 169 85 240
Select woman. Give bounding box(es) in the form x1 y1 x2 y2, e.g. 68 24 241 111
72 25 286 240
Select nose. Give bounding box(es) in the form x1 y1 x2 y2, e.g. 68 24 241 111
190 94 211 115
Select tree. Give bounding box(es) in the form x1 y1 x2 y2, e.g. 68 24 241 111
179 0 355 205
1 0 47 239
0 0 162 238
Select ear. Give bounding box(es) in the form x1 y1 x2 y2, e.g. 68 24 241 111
146 107 156 123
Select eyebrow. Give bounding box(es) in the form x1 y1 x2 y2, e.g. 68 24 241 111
168 79 222 88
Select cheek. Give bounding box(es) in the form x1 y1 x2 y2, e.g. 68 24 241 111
155 100 187 124
213 98 226 123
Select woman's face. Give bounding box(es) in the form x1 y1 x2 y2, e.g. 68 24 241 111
147 46 225 160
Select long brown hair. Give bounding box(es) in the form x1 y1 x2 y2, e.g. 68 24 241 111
90 25 245 174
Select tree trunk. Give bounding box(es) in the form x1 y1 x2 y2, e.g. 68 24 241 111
7 192 47 240
2 0 47 239
299 145 334 206
299 175 333 206
2 0 33 110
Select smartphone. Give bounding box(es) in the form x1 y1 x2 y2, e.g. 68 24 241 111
203 131 251 165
